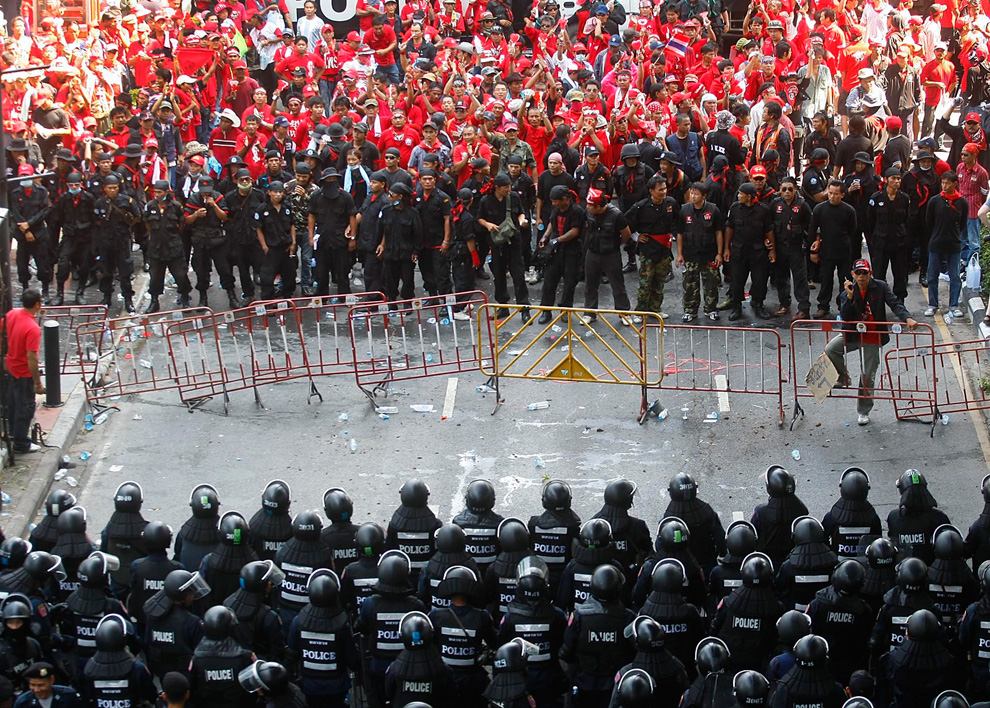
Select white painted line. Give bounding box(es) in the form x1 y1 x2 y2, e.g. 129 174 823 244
442 377 458 420
732 511 744 522
715 374 730 413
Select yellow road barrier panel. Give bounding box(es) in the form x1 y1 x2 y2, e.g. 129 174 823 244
477 304 664 420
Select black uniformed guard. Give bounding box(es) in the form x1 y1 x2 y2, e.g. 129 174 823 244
959 562 990 701
51 507 96 602
356 171 389 296
15 662 82 708
189 606 254 708
129 521 183 632
528 481 581 594
879 609 956 708
29 490 76 553
865 168 912 300
806 559 873 684
768 176 813 320
81 614 156 708
557 520 620 613
582 187 633 320
861 537 899 617
340 523 385 620
415 168 452 296
822 468 882 561
633 518 706 610
769 635 847 708
386 480 442 579
965 476 990 576
766 611 812 682
184 174 239 309
10 165 53 302
636 559 705 680
99 482 148 603
708 522 759 616
93 175 140 311
223 168 267 304
443 189 480 314
484 638 538 708
309 168 359 297
285 569 359 708
535 184 585 322
419 526 481 611
751 466 809 569
384 611 454 708
249 481 294 562
664 473 727 574
453 480 505 576
275 511 335 629
676 182 725 323
593 480 652 588
321 488 360 572
223 560 286 663
483 519 530 625
680 637 735 708
52 172 94 306
870 557 939 666
142 569 208 680
775 517 838 612
723 182 775 322
378 182 423 302
710 552 785 671
143 181 192 314
0 594 44 693
560 565 636 708
611 617 689 708
174 485 221 573
355 550 428 708
478 173 531 321
255 181 297 300
929 525 978 635
238 659 308 708
199 512 260 608
887 470 951 566
429 566 497 707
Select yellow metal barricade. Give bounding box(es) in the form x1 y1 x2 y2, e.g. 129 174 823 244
477 305 663 419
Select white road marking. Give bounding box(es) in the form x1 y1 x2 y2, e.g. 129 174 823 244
442 377 458 420
715 374 730 413
732 511 744 522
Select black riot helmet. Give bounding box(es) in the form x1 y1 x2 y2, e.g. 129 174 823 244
616 669 655 708
355 522 386 558
493 638 537 674
541 480 572 511
497 518 530 553
793 635 829 668
219 512 250 546
866 537 898 568
239 661 291 696
189 484 220 519
983 475 990 503
733 670 770 707
307 569 341 607
657 517 690 551
435 524 466 554
578 519 612 549
323 488 353 523
623 615 665 651
516 556 549 599
932 691 971 708
465 480 496 512
696 637 731 675
113 482 144 513
376 550 413 594
668 472 698 501
77 551 119 588
839 468 871 501
57 506 87 534
776 611 812 649
400 479 430 508
897 557 928 592
589 564 623 602
980 561 990 593
438 565 481 599
203 605 237 640
261 480 291 515
22 551 66 582
604 479 638 509
832 559 866 595
651 558 686 593
95 614 129 652
292 511 323 541
45 489 76 517
400 611 433 649
906 608 940 642
933 525 964 560
240 560 286 593
164 570 211 601
842 700 874 708
766 466 796 498
791 516 826 545
741 552 774 587
1 594 32 621
897 469 937 509
725 521 758 559
0 537 32 570
141 521 173 552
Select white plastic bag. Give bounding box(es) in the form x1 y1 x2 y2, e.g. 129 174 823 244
966 253 982 290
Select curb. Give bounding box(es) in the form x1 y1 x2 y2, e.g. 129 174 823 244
963 286 989 341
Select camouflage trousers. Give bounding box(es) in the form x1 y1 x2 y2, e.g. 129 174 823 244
636 255 672 314
683 260 721 314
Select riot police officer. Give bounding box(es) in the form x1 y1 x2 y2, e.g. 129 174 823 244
633 518 706 609
528 481 581 594
611 669 658 708
0 551 64 650
429 566 497 708
189 606 254 708
453 480 505 575
238 659 308 708
732 670 770 708
384 612 454 707
681 637 735 708
593 480 652 586
557 520 620 613
321 488 360 572
708 521 759 616
0 538 32 577
929 525 978 635
51 507 96 602
822 468 882 561
964 475 990 575
664 473 727 573
340 522 385 620
386 480 443 580
775 517 838 611
199 512 260 608
99 482 148 603
28 490 75 553
637 559 705 679
861 537 899 617
887 471 950 566
959 562 990 701
81 614 156 708
285 570 359 708
497 557 568 708
174 485 221 573
559 565 636 708
612 616 689 708
484 639 538 708
355 550 428 708
870 557 938 666
766 611 812 682
224 560 286 663
483 519 531 624
768 635 846 708
879 609 955 708
250 480 293 562
806 559 873 684
419 525 480 610
751 467 809 569
274 511 335 628
143 569 209 680
128 521 183 632
0 594 43 693
710 553 785 671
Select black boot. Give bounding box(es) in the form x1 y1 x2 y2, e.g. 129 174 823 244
101 292 112 307
198 292 208 308
74 286 85 305
622 257 637 274
178 294 191 309
227 292 239 310
538 311 553 325
41 286 50 305
123 296 135 313
51 291 64 306
145 296 161 314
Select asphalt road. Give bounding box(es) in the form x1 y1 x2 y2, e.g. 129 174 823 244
38 260 990 552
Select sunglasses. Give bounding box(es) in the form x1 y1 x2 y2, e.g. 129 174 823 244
854 269 869 275
752 176 765 181
780 186 795 191
385 155 398 159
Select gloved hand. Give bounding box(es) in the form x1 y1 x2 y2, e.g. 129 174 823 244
471 250 482 267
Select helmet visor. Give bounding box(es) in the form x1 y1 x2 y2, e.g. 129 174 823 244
179 571 212 600
92 552 121 573
261 560 286 586
49 554 67 582
238 661 267 693
516 556 549 581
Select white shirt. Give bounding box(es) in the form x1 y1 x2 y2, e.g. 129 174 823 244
296 15 326 49
250 19 282 69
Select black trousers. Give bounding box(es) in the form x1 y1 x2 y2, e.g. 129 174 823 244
361 249 384 295
443 254 475 307
491 239 530 306
772 243 811 312
584 250 630 311
382 258 415 302
418 247 444 295
817 253 852 312
56 237 91 289
96 238 134 297
16 234 53 286
315 244 352 296
260 246 296 300
539 246 581 308
149 255 192 298
870 241 910 301
728 247 771 308
192 241 235 295
912 217 931 275
230 242 262 298
6 375 34 451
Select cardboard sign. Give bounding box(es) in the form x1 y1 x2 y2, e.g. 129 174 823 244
806 352 839 402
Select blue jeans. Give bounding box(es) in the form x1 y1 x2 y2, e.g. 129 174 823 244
962 217 982 266
378 63 400 84
298 240 314 289
927 250 961 308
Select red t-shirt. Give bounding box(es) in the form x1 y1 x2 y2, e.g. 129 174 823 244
4 308 40 379
275 51 326 81
364 25 397 66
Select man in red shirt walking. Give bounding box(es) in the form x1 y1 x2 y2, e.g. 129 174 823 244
3 289 44 453
365 16 398 83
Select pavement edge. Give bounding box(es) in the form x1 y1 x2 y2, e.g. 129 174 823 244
964 286 990 341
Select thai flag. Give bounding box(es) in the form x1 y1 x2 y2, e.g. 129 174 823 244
665 33 689 57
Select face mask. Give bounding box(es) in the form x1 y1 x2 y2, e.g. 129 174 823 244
920 164 931 171
68 186 81 194
238 183 252 193
157 192 168 201
576 53 587 61
22 185 32 194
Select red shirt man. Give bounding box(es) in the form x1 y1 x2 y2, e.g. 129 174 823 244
4 302 41 380
364 22 397 66
378 110 420 166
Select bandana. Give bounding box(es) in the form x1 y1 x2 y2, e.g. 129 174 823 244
715 110 734 131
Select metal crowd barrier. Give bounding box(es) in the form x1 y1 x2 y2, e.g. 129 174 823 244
38 304 107 378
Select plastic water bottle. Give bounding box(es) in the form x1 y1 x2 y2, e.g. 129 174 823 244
534 457 545 468
791 449 801 461
525 401 550 410
310 258 317 268
79 451 91 461
338 413 349 422
93 411 109 425
84 414 94 432
348 439 357 452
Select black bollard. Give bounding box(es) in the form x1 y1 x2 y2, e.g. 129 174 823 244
43 319 61 408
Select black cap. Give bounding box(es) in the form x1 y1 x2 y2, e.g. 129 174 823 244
22 663 55 680
268 181 285 191
153 179 170 191
390 183 413 196
265 149 281 160
320 167 341 181
370 170 389 183
67 172 83 184
419 168 437 178
739 183 758 196
471 157 490 169
199 175 214 185
493 173 511 187
852 151 872 164
235 168 252 180
507 155 524 165
385 147 401 157
295 163 312 175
